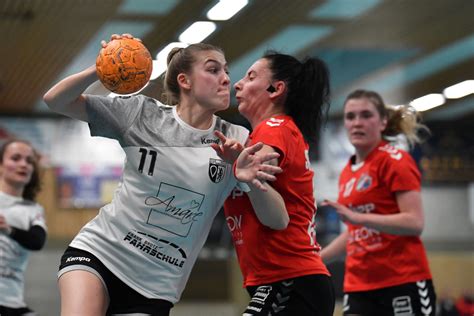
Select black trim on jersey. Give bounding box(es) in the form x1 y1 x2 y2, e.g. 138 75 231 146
10 225 46 250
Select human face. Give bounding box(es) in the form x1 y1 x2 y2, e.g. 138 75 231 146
187 50 230 112
0 142 36 187
234 58 273 125
344 98 387 153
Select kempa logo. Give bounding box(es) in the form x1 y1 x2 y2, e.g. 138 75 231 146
201 137 219 145
66 256 91 263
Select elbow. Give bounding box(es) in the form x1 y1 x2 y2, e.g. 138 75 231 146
410 217 424 236
43 91 57 109
29 241 46 251
267 215 289 231
413 221 424 236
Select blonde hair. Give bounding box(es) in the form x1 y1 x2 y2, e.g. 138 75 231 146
344 89 430 148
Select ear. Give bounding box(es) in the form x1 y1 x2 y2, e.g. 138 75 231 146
177 73 191 90
271 81 286 97
380 116 388 132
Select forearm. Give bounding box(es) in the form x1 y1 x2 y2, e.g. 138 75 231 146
43 64 97 119
320 230 348 263
9 225 47 250
247 183 289 230
358 212 423 236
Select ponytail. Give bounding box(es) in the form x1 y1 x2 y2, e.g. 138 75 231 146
263 51 331 143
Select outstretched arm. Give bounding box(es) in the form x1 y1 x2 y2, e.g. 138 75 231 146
320 230 348 263
237 143 290 230
212 131 289 230
234 142 289 230
322 190 424 236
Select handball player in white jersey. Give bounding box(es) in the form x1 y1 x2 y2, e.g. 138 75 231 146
0 139 47 316
43 34 281 316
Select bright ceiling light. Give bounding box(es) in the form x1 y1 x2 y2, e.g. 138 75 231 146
152 42 189 79
409 93 445 112
179 21 216 44
443 80 474 99
207 0 248 21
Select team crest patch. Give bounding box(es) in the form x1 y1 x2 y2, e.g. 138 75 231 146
209 158 226 183
356 173 372 191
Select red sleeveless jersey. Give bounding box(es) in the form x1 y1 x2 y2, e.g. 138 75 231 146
338 141 432 292
224 115 329 287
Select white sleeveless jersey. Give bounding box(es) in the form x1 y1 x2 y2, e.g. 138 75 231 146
70 95 248 303
0 191 47 308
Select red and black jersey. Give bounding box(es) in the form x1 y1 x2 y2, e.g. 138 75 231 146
338 140 432 292
224 115 329 287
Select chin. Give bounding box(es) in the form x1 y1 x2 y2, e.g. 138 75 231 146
350 139 367 148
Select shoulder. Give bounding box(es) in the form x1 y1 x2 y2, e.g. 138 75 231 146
215 116 249 140
135 96 174 117
375 143 416 168
21 199 44 210
263 116 293 128
17 200 45 220
255 116 296 135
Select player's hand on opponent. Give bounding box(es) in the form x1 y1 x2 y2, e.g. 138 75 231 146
322 199 363 225
211 131 245 164
100 33 142 48
234 142 282 191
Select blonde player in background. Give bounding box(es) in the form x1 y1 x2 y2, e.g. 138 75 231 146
321 89 436 315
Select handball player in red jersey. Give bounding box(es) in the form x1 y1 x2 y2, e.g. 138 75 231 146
321 89 436 316
221 51 335 316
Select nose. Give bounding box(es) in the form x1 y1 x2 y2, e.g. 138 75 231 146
234 79 242 91
222 73 230 86
352 115 363 126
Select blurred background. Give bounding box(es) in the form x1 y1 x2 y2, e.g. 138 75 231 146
1 0 473 315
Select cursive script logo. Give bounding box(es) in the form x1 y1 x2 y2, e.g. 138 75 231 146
146 182 205 237
145 195 203 225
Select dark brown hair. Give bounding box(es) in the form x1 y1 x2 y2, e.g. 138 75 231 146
0 139 42 201
263 50 331 144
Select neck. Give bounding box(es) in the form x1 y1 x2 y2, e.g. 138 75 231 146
248 106 285 129
176 102 214 130
354 141 381 163
0 180 24 198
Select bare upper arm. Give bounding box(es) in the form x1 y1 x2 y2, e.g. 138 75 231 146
44 93 89 122
258 143 281 166
395 190 424 226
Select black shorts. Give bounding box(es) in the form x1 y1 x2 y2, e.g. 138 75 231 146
343 279 436 316
243 274 335 316
58 246 173 316
0 306 36 316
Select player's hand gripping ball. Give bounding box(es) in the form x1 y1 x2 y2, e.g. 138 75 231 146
96 38 153 94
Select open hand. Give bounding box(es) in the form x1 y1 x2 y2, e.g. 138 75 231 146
322 199 363 225
234 142 282 191
101 33 142 48
210 130 244 164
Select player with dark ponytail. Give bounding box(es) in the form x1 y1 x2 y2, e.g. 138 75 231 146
219 51 334 315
